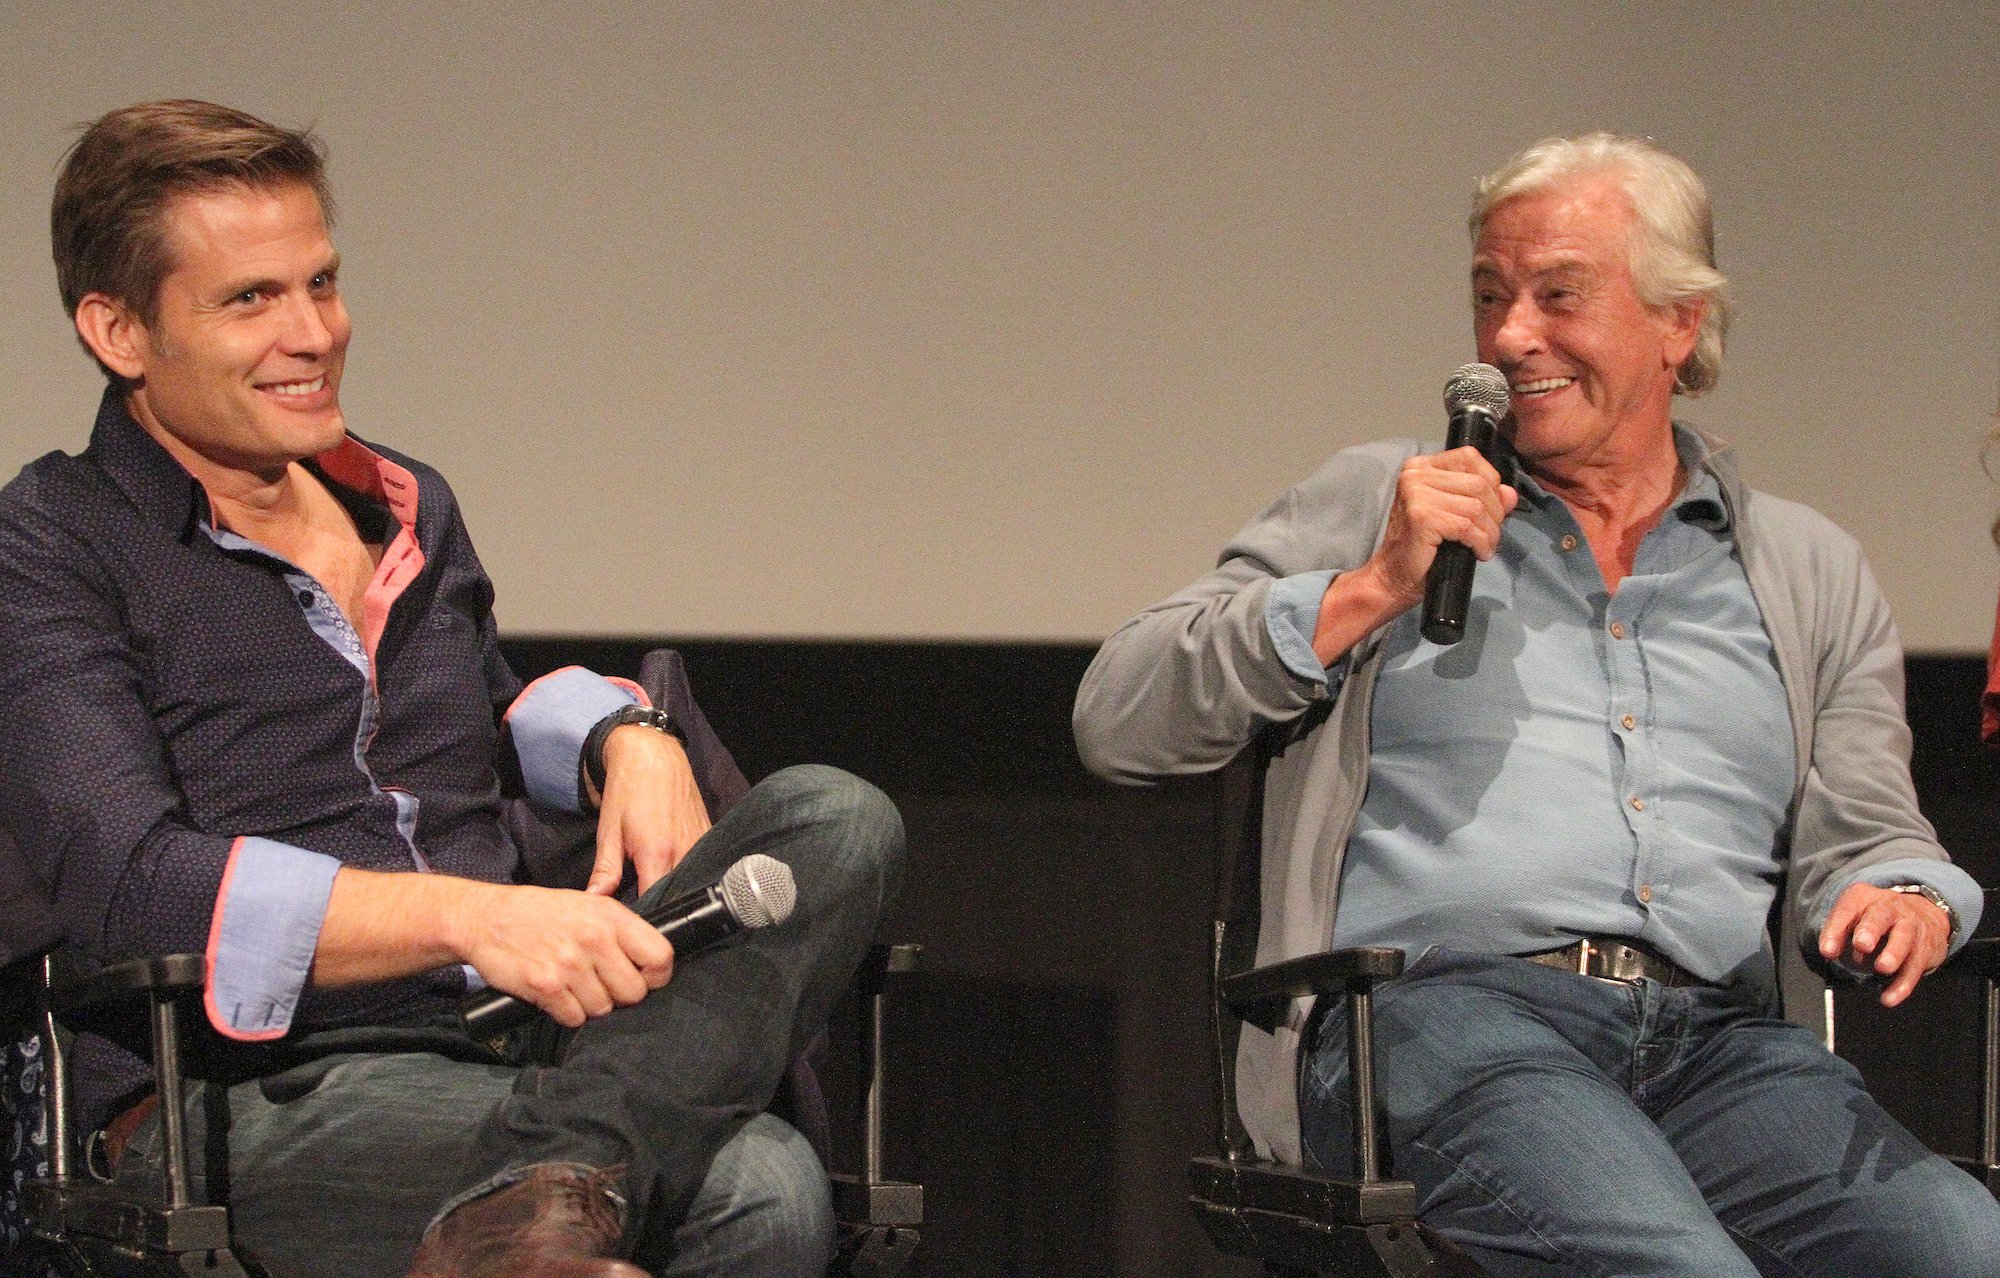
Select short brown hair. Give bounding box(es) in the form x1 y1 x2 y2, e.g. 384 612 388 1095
52 100 334 348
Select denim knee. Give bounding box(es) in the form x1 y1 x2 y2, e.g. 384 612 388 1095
651 1113 834 1278
762 764 905 899
1840 1158 2000 1278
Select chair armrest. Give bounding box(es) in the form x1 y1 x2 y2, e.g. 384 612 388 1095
828 943 922 1278
831 943 923 1234
1216 946 1406 1186
51 953 207 1016
1221 946 1404 1030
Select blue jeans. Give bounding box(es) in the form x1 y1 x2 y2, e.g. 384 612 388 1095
116 765 903 1277
1298 947 2000 1277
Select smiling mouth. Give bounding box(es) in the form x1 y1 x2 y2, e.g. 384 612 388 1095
260 375 327 398
1511 376 1575 398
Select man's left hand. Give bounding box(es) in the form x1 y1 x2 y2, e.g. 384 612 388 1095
1818 882 1952 1008
587 723 712 896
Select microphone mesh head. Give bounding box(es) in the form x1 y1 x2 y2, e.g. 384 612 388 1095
719 854 796 929
1444 362 1510 418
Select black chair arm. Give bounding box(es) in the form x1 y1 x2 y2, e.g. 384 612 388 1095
1221 946 1405 1030
1217 945 1407 1191
51 952 207 1016
828 943 923 1277
1941 936 1999 1196
27 949 245 1271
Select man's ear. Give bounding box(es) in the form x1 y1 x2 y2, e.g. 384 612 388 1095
74 293 151 381
1661 295 1706 370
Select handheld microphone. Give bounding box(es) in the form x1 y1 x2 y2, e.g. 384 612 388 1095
460 853 797 1037
1418 363 1511 646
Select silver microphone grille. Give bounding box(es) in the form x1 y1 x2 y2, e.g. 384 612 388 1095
1444 362 1510 419
719 854 796 930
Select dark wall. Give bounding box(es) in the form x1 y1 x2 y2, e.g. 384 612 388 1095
502 638 1997 1278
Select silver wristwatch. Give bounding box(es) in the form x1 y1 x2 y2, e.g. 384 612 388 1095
1888 882 1959 943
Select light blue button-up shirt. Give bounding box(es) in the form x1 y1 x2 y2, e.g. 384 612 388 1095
1270 429 1828 983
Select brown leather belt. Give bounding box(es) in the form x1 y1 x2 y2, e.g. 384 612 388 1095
1521 939 1708 988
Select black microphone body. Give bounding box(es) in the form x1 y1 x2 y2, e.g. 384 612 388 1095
1418 406 1502 646
1419 363 1512 647
461 879 755 1038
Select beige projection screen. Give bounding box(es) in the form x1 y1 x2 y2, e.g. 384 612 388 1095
3 4 1995 647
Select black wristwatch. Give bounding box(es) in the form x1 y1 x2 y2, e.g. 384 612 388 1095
581 704 684 805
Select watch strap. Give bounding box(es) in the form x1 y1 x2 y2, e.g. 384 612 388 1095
1889 882 1959 943
582 704 683 806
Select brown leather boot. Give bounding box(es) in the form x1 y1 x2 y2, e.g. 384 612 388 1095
408 1163 649 1278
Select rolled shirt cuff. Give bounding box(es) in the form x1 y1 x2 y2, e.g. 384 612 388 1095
504 666 645 811
1810 856 1986 955
205 836 341 1041
1265 570 1341 687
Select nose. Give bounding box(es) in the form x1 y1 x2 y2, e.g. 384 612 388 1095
277 293 341 358
1490 295 1545 366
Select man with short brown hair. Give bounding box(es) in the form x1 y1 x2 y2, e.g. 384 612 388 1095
1 100 901 1278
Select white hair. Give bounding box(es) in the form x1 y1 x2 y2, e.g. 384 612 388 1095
1471 132 1733 397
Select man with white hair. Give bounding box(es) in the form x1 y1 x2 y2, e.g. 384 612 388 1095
1075 133 2000 1273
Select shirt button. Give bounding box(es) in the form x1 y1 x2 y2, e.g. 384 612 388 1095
1629 796 1645 812
1609 621 1627 639
1621 714 1636 730
1638 884 1654 903
297 589 315 606
1560 534 1578 552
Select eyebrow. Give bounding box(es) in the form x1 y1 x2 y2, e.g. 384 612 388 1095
1470 258 1597 288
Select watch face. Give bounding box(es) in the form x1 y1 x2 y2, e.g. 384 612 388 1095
620 705 681 738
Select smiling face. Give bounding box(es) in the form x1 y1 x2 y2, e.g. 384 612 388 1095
1471 173 1699 475
78 180 349 483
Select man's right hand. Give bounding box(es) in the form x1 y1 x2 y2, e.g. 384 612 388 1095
1309 446 1517 666
312 870 674 1028
1368 445 1517 607
451 882 675 1028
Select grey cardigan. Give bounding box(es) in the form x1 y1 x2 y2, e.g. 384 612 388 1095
1074 427 1958 1161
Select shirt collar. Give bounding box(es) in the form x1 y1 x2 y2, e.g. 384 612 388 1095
1670 422 1730 532
1503 421 1730 533
83 384 413 542
85 386 208 541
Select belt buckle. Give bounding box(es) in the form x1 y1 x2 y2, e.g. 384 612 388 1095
1573 938 1596 977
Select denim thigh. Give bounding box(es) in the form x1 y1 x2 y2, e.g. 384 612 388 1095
1298 948 2000 1278
1644 995 2000 1277
641 1112 832 1278
116 1049 517 1278
116 1055 837 1278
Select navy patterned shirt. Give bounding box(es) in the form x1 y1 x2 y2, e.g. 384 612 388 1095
0 389 639 1126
